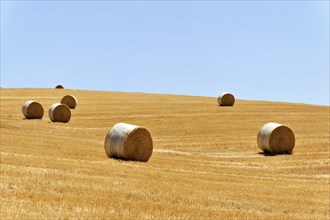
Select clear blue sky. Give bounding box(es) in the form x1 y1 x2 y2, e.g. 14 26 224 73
1 1 329 105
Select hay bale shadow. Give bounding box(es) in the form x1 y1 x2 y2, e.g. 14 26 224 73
258 151 293 157
110 157 146 163
22 118 43 120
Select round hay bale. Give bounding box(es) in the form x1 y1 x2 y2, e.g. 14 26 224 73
257 122 295 154
22 100 44 119
61 95 77 109
48 103 71 123
55 85 64 89
218 92 235 106
104 123 153 162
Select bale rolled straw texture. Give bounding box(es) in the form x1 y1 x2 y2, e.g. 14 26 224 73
257 122 295 154
55 85 64 89
48 103 71 123
218 92 235 106
104 123 153 162
61 95 77 109
22 100 44 119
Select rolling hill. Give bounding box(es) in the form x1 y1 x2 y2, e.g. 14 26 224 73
1 88 329 219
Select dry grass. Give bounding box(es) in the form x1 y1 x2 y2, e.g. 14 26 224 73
1 88 329 219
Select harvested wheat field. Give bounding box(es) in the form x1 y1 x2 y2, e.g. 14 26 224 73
0 88 329 219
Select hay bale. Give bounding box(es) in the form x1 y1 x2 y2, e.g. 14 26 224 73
22 100 44 119
48 103 71 123
218 92 235 106
104 123 153 162
257 122 295 154
55 85 64 89
61 95 77 109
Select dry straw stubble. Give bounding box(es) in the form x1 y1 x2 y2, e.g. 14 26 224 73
22 100 44 119
104 123 153 162
48 103 71 123
257 122 295 154
218 92 235 106
61 95 77 109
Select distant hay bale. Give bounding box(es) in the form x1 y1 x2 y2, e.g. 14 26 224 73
48 103 71 123
257 122 295 154
104 123 153 162
218 92 235 106
22 101 44 119
61 95 77 109
55 85 64 89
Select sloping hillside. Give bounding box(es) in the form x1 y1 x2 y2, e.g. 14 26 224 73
1 88 329 219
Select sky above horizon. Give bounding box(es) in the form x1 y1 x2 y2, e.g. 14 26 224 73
1 1 329 105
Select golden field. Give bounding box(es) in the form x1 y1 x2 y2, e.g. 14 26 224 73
0 88 329 219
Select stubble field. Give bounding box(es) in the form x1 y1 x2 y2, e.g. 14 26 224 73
0 88 329 219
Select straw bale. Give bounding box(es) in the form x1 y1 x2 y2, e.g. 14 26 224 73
257 122 295 154
49 103 71 123
22 100 44 119
104 123 153 162
218 92 235 106
61 95 77 109
55 85 64 89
